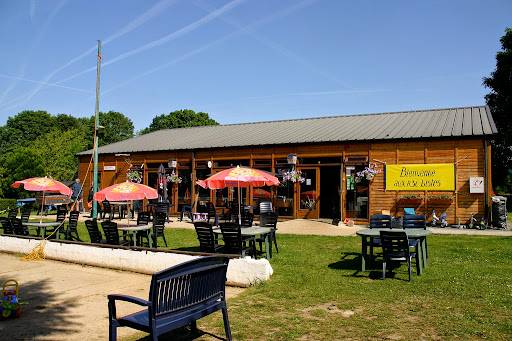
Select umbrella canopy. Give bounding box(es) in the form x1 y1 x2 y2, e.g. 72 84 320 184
12 177 72 222
157 163 168 202
300 190 316 199
253 188 271 198
94 182 158 202
12 177 72 196
198 166 280 189
198 166 279 224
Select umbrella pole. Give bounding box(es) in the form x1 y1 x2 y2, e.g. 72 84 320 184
39 191 45 223
238 183 242 226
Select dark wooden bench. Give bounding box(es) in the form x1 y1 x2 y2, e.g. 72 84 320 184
108 256 232 340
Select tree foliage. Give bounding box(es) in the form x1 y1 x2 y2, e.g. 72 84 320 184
0 147 45 198
0 110 134 198
138 109 218 135
483 28 512 193
31 128 89 181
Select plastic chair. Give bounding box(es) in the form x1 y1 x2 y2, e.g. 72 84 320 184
368 214 392 259
85 219 106 244
256 211 279 256
0 217 14 234
193 221 224 253
180 197 198 222
402 214 427 260
99 200 114 220
219 222 255 258
150 212 167 248
64 211 81 241
101 221 132 246
259 201 273 214
380 230 421 282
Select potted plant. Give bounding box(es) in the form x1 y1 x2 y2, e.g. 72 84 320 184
427 194 454 205
398 194 424 205
355 164 381 181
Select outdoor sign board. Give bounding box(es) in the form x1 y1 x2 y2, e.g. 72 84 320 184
469 177 485 193
386 163 455 191
104 166 116 171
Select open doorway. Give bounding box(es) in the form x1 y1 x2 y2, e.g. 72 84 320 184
320 166 341 219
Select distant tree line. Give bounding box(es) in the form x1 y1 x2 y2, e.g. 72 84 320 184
0 109 218 198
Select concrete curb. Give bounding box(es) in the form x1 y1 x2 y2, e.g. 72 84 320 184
0 235 273 287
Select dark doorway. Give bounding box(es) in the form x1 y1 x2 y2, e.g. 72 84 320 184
320 166 341 219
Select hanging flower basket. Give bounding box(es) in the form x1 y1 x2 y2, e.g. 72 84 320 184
282 169 305 183
166 171 182 184
356 164 381 181
126 169 142 183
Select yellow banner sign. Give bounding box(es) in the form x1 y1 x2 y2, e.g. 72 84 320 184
386 164 455 191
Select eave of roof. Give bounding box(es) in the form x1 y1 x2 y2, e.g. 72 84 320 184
77 105 497 156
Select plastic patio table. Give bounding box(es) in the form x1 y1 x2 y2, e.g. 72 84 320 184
356 228 431 273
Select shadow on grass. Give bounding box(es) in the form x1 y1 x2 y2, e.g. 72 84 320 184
133 325 229 340
0 277 83 339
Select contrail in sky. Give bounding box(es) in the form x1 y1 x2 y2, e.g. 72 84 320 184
0 0 68 105
55 0 247 85
193 0 351 89
1 0 176 112
101 0 315 97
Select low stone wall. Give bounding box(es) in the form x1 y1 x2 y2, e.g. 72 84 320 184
0 235 273 287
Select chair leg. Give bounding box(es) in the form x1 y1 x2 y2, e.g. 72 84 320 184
382 259 386 279
162 234 168 247
408 258 412 282
272 231 279 253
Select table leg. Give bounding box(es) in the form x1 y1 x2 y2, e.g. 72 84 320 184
41 227 46 238
361 236 367 271
421 237 428 268
264 234 270 259
417 241 423 275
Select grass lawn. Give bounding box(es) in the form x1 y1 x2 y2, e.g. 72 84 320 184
74 222 512 340
3 214 512 340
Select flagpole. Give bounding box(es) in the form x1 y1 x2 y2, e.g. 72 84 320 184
92 40 102 219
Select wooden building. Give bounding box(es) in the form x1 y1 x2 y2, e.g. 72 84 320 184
77 106 497 224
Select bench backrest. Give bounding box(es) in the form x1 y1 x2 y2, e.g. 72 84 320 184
149 256 229 318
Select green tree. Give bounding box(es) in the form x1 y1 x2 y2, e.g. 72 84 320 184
138 109 218 135
79 111 135 147
0 147 45 198
0 110 54 152
483 28 512 193
31 128 89 181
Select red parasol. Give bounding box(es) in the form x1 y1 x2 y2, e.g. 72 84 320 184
300 190 316 199
12 177 72 222
197 166 279 224
94 182 158 226
93 182 158 202
253 188 271 198
12 177 72 196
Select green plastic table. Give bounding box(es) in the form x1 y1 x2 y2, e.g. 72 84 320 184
356 228 432 273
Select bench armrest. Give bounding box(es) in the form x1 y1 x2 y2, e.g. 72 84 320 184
108 294 150 307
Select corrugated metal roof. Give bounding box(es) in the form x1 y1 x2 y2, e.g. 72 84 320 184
77 106 497 156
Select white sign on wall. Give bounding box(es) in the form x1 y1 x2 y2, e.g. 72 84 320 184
469 177 484 193
104 166 116 171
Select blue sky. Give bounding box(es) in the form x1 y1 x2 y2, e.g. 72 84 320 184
1 0 511 133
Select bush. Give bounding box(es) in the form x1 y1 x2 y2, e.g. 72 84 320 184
0 198 19 212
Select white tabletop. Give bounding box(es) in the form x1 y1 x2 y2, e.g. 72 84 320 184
117 224 152 232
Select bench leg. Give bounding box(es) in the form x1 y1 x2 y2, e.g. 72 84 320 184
109 324 117 341
222 307 232 341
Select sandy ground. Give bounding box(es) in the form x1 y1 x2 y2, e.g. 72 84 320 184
1 217 510 340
